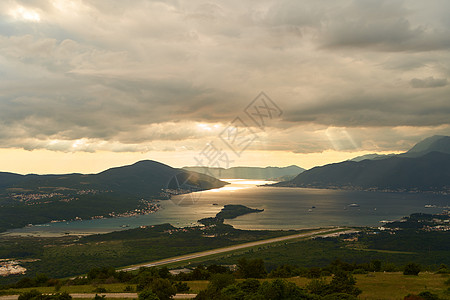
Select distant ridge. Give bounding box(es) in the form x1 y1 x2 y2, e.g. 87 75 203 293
402 135 450 157
276 135 450 193
349 153 396 162
183 165 304 180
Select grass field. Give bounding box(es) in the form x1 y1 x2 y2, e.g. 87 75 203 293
354 272 450 300
287 272 450 300
2 272 449 299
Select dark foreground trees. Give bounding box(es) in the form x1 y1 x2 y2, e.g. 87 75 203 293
306 271 361 298
195 278 318 300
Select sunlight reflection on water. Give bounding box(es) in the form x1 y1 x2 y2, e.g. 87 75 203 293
5 179 449 236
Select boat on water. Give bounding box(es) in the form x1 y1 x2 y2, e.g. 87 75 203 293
424 204 437 208
121 224 130 228
348 203 360 207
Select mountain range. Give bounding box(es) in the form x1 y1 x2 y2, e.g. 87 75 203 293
182 165 304 180
0 160 226 232
276 135 450 193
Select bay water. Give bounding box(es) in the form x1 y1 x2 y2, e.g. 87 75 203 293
5 179 449 236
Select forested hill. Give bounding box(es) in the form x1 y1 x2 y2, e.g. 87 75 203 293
0 160 227 232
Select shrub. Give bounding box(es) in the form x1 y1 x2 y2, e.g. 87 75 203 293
124 285 134 292
18 290 43 300
92 287 107 293
174 281 190 293
404 263 421 276
138 289 159 300
352 269 368 274
145 278 176 300
404 291 441 300
209 273 235 291
236 258 267 279
418 291 440 300
436 264 449 274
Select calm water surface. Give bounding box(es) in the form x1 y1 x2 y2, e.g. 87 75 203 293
5 179 449 236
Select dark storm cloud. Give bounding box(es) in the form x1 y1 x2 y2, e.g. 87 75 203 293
318 0 450 52
0 0 449 154
410 77 448 88
283 88 450 127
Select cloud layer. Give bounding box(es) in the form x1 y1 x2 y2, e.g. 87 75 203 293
1 0 450 156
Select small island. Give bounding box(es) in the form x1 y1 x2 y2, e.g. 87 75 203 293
198 204 264 226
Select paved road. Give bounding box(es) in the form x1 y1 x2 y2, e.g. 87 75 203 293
121 227 348 271
0 293 197 299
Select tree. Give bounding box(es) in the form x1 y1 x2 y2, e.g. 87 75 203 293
138 289 160 300
157 267 170 279
306 278 329 296
307 271 361 297
16 278 35 288
206 264 229 274
34 273 50 286
258 279 315 300
403 263 421 276
327 271 362 296
221 284 248 300
201 278 316 300
146 278 176 300
306 267 322 278
238 278 261 294
189 265 210 280
370 260 382 272
268 265 298 278
209 273 236 291
174 281 190 293
236 258 267 278
88 267 116 281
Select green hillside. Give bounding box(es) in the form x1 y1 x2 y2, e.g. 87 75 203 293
0 160 226 232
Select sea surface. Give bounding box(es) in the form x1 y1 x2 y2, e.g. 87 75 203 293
5 179 449 236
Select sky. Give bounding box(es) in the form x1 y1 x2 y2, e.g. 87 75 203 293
1 0 450 174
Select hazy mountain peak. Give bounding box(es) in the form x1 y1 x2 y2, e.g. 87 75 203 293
404 135 450 157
